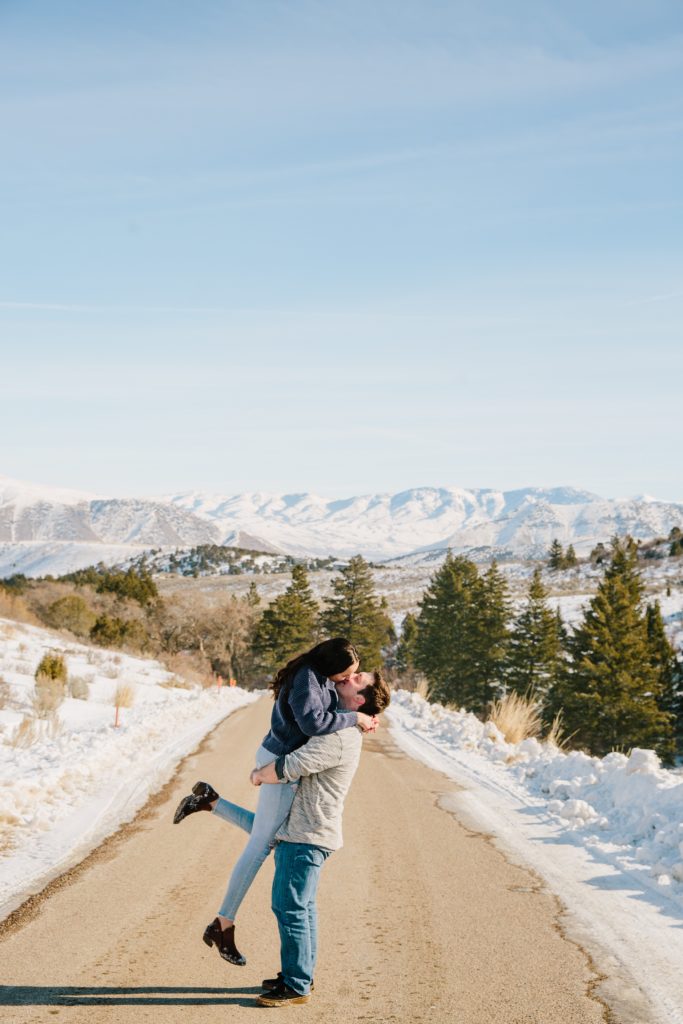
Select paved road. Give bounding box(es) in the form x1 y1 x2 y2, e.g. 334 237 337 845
0 697 615 1023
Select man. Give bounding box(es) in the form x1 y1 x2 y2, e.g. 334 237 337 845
250 670 391 1007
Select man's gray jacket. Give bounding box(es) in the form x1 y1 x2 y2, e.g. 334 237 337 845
274 726 362 851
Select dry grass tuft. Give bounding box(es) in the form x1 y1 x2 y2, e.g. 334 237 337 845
68 675 91 700
112 683 135 727
8 715 38 748
545 710 571 750
160 675 194 690
101 663 121 679
488 691 542 745
413 675 430 700
0 677 12 710
113 683 135 709
32 676 65 718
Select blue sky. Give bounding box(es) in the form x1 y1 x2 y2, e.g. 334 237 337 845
1 0 682 500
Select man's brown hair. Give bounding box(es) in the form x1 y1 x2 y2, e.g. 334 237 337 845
358 671 391 716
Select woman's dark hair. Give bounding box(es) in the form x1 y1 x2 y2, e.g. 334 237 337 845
270 638 359 700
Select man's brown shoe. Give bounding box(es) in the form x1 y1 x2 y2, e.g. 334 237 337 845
256 981 310 1006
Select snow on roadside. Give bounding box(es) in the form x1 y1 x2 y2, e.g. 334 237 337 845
387 690 683 1024
0 617 258 921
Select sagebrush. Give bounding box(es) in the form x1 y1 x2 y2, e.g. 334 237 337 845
32 677 65 718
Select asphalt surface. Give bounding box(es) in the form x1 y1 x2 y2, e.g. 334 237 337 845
0 697 615 1023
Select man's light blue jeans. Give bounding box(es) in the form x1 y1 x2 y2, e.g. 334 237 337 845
271 841 331 996
212 744 297 920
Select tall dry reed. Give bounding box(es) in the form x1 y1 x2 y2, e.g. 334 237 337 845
113 683 135 727
488 691 542 745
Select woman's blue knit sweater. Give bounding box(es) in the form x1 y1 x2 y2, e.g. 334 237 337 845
261 665 359 756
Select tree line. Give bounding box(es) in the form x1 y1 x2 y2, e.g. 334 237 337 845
3 541 681 763
252 557 394 672
1 556 394 688
398 539 682 763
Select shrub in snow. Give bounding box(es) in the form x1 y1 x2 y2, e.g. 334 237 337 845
90 614 147 653
44 595 96 638
67 675 91 701
34 652 67 684
32 677 65 719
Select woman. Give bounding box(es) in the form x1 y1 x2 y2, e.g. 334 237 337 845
173 637 377 965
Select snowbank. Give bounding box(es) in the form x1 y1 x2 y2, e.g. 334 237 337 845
0 618 258 920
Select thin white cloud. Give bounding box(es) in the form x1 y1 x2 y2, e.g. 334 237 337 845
3 29 683 129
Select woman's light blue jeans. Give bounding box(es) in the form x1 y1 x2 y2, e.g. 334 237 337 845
212 744 297 920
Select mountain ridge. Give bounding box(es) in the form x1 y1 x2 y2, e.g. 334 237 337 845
1 475 683 577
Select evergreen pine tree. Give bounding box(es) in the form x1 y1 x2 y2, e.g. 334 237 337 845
505 569 564 701
471 561 511 713
548 540 674 758
253 564 319 675
319 555 393 668
414 553 482 707
548 539 564 570
645 601 682 763
563 544 578 568
396 612 418 674
246 581 261 607
669 527 683 557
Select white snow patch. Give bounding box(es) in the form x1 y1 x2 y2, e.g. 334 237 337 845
0 617 258 920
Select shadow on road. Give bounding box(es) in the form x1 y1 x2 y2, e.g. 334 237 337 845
0 985 262 1007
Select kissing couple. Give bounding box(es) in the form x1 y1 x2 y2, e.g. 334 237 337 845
173 637 391 1006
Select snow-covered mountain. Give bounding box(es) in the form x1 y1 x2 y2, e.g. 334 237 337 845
165 485 683 562
1 475 683 576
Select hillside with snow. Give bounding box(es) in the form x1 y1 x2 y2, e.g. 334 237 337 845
2 474 683 576
0 617 257 919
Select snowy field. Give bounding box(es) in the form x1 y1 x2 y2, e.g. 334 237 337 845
0 618 258 920
388 691 683 1024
